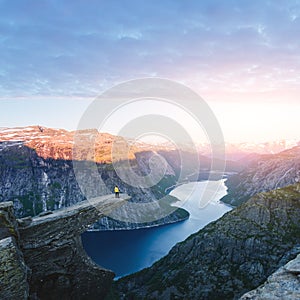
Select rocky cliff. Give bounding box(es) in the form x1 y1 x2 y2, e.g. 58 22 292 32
0 202 29 299
1 195 128 300
240 251 300 299
0 126 236 230
0 141 191 229
222 146 300 206
114 183 300 299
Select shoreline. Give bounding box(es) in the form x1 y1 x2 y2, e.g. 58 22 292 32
87 178 231 232
86 207 190 232
82 179 231 280
86 178 232 232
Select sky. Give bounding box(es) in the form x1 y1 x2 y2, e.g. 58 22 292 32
0 0 300 142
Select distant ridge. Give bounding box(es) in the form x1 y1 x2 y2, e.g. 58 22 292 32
1 125 298 162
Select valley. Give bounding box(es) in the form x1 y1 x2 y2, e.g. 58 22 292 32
0 126 300 299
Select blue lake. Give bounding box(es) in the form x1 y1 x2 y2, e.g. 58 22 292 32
82 180 231 278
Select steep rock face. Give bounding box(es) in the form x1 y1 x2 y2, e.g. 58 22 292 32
0 127 178 219
0 143 187 229
0 202 29 299
0 143 86 217
115 184 300 299
0 126 242 230
0 126 236 230
240 252 300 299
0 237 29 299
18 194 127 300
222 146 300 206
91 195 189 230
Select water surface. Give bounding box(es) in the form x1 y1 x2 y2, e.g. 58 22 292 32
82 180 231 278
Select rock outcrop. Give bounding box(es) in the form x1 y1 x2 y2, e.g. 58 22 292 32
90 195 189 231
0 126 237 230
222 146 300 206
0 202 29 299
0 141 186 225
115 183 300 299
1 195 129 300
0 237 29 299
240 252 300 299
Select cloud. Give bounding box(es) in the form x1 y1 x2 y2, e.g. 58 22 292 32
0 0 299 101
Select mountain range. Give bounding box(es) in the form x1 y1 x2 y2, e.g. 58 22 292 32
0 126 235 229
115 183 300 299
1 125 298 161
0 125 300 299
222 145 300 206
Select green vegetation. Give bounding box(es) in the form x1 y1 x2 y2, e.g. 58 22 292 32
50 181 61 190
1 152 29 169
114 183 300 299
0 212 17 238
150 175 177 198
15 193 43 217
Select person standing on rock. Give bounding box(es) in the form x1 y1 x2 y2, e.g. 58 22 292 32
114 185 120 198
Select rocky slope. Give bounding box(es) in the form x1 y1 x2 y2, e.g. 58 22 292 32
222 146 300 206
114 183 300 299
0 202 29 299
240 251 300 299
19 195 127 300
1 126 225 229
0 141 190 229
1 197 126 300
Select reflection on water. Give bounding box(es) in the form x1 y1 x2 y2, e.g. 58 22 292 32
82 180 231 278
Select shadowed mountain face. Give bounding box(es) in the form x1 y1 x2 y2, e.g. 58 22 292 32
0 196 129 300
1 126 300 299
240 252 300 300
221 146 300 206
0 126 178 219
0 126 237 222
114 184 300 300
0 142 191 229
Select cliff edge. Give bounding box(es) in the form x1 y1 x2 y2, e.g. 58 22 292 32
0 202 29 299
240 252 300 299
1 195 128 300
115 184 300 299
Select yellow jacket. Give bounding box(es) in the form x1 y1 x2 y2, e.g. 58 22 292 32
114 186 119 193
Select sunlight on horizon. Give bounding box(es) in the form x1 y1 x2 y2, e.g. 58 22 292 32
0 97 299 144
210 100 300 143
